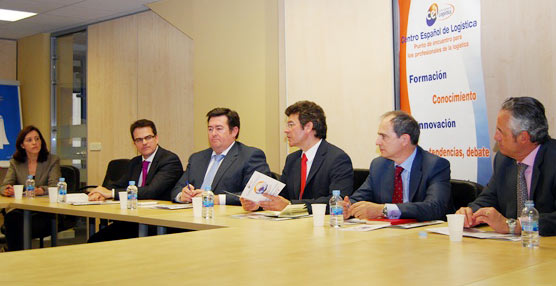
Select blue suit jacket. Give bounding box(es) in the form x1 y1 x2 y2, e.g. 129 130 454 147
469 139 556 236
170 141 271 205
280 140 353 213
351 146 452 221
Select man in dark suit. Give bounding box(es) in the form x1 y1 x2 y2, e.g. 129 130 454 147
171 108 271 205
457 97 556 236
87 119 183 242
344 111 451 221
241 101 353 213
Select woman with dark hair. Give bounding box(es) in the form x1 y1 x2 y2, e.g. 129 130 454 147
0 126 61 251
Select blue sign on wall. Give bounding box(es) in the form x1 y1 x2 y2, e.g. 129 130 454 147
0 81 22 165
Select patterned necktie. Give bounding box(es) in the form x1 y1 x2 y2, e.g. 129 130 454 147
141 161 150 187
299 153 308 199
392 166 404 204
516 163 528 216
201 154 225 190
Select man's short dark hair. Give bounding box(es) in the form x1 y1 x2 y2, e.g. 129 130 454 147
501 97 550 144
206 108 241 139
130 119 157 140
285 101 327 139
382 110 420 145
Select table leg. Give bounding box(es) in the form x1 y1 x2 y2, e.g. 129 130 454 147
50 214 57 247
88 217 96 238
138 224 148 237
23 210 31 249
157 226 167 235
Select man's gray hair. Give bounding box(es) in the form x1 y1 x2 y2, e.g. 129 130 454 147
381 110 420 145
501 97 549 144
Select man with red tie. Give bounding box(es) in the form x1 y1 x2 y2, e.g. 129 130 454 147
344 111 452 221
241 101 353 213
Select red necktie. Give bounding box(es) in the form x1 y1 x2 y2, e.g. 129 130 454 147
141 161 150 187
392 166 403 204
299 153 308 199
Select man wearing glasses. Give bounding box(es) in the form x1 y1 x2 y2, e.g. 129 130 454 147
88 119 183 242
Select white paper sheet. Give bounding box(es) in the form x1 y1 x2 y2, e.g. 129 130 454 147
240 171 285 202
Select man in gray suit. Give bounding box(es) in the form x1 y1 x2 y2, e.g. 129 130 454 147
457 97 556 236
171 108 271 205
344 111 452 221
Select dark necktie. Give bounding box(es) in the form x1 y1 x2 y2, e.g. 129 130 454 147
299 153 308 199
517 163 528 216
392 166 404 204
141 161 150 187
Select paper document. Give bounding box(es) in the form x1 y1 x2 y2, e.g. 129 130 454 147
240 171 285 203
70 200 120 206
345 218 443 229
259 204 309 218
341 224 390 232
427 227 521 241
151 204 192 210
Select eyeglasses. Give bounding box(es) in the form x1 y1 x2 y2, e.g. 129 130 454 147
134 135 155 144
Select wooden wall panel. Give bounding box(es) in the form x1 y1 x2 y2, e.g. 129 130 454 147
284 0 395 168
88 16 138 185
0 39 16 80
137 11 194 166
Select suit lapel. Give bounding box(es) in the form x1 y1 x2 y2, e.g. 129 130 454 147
305 141 327 187
290 151 302 200
35 159 47 184
530 144 545 200
381 162 395 203
145 147 162 185
211 143 239 189
408 147 423 202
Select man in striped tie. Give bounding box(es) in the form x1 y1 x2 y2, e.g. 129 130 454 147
457 97 556 236
345 111 452 221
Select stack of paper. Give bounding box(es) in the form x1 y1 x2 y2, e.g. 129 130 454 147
260 204 309 218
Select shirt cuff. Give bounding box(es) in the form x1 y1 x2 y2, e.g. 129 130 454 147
385 203 401 219
175 192 185 203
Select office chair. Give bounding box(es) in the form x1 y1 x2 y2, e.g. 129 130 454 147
80 159 130 191
353 168 369 190
450 179 483 210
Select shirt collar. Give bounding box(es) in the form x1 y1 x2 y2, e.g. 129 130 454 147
143 145 159 162
302 139 322 162
519 144 541 167
212 141 235 157
397 147 417 172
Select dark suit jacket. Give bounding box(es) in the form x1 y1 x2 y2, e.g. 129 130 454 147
280 140 353 213
350 146 451 221
109 146 183 201
469 139 556 236
170 141 271 205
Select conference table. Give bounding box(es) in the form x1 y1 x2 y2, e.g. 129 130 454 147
0 197 555 285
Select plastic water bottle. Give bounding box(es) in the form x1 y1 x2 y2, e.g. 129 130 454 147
25 175 35 198
57 177 67 203
520 200 540 248
127 181 138 209
202 186 214 219
329 190 344 227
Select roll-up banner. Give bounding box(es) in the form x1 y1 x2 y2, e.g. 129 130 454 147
0 80 23 167
397 0 492 185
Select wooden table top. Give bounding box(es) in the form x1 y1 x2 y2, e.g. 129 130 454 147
0 196 555 285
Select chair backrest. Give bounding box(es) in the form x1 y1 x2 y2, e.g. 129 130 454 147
0 167 7 184
450 179 483 209
60 165 80 193
102 159 131 187
353 168 369 190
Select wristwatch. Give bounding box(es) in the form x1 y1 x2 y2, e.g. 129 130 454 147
506 218 517 234
382 205 388 218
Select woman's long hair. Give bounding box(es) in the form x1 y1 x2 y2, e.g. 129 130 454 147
13 125 49 163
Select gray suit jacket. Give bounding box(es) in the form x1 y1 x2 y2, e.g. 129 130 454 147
170 141 271 205
1 154 61 194
469 139 556 236
350 146 452 221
